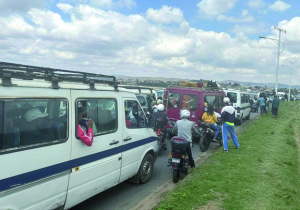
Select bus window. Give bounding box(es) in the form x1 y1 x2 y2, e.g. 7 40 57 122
218 95 224 108
77 98 118 135
0 99 68 153
168 93 180 108
227 92 237 103
182 94 198 111
204 96 217 107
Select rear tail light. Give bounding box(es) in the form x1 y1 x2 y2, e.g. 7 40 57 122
156 131 161 135
173 154 181 158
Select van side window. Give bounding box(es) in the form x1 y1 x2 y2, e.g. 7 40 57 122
182 94 197 111
204 96 217 107
0 99 68 153
168 93 180 108
218 96 224 108
241 94 246 103
245 95 249 103
124 100 146 129
76 99 117 136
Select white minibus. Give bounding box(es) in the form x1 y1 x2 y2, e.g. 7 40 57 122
0 62 158 209
224 90 251 125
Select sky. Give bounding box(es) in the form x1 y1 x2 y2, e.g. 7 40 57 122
0 0 300 85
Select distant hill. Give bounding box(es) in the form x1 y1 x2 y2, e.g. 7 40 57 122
220 80 300 89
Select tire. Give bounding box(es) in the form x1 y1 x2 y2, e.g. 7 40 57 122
199 134 210 152
173 169 179 183
218 136 223 147
245 112 250 120
139 153 154 184
236 116 243 125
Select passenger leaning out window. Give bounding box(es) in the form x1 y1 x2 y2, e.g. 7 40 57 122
78 107 94 146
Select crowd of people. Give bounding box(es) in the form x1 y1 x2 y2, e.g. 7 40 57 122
255 92 280 118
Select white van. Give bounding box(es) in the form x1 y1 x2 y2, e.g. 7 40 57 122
0 62 158 209
224 90 251 125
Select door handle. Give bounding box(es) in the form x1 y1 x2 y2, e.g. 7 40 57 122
124 136 132 142
109 140 120 145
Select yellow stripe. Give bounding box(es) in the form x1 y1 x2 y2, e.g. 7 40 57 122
225 122 234 126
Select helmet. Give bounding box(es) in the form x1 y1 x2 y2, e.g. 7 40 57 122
157 104 164 111
223 97 230 104
180 109 190 119
157 99 162 104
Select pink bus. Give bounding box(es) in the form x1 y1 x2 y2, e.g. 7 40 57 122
163 87 225 136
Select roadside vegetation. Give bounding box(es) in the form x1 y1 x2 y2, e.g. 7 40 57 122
156 102 300 210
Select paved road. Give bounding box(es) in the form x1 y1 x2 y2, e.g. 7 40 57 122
71 112 259 210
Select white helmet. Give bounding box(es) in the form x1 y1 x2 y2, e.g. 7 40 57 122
157 104 164 111
224 97 230 104
180 109 190 119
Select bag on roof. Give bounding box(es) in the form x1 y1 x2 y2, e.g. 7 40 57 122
207 80 218 88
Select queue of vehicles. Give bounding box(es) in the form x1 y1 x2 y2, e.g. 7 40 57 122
1 62 280 208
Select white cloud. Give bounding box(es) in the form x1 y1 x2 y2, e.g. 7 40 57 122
217 14 254 23
217 10 254 23
269 0 291 12
231 22 268 35
146 6 184 24
197 0 238 17
64 0 136 9
0 3 300 84
248 0 265 9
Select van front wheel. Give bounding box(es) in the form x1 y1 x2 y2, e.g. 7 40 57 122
139 154 154 184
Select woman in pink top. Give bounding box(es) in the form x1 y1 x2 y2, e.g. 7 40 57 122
78 107 94 146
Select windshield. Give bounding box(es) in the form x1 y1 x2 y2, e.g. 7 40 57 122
227 92 237 103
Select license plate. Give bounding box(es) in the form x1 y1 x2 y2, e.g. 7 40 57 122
172 158 180 163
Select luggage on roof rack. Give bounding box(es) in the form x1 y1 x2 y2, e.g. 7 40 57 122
0 62 118 90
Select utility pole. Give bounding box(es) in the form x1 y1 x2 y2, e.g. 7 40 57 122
288 61 294 101
274 26 286 94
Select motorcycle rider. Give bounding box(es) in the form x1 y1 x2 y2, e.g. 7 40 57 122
152 104 168 149
172 109 197 168
221 97 240 152
202 106 220 142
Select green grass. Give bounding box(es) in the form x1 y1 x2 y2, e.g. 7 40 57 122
156 102 300 210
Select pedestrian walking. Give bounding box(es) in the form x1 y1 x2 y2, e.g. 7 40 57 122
272 95 280 118
221 97 239 152
258 94 266 116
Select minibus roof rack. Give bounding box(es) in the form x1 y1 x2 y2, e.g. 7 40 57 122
0 62 118 90
167 85 223 91
118 85 154 93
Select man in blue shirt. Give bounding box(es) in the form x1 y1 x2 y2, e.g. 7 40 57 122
257 94 266 116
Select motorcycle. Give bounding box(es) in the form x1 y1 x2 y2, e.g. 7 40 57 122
155 128 167 151
198 120 223 152
168 137 189 183
251 102 258 113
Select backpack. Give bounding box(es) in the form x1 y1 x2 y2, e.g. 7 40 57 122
151 115 164 130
